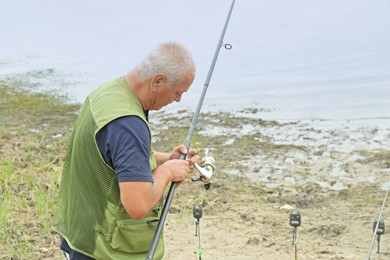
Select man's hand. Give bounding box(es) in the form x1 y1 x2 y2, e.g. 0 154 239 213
168 145 199 182
170 145 199 163
121 146 200 219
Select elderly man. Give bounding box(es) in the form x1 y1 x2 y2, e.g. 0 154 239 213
53 42 199 259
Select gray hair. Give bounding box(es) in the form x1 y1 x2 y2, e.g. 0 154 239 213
135 42 196 86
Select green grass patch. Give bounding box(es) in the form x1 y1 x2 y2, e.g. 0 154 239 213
0 79 79 259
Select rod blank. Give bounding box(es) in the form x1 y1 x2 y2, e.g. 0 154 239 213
146 1 236 259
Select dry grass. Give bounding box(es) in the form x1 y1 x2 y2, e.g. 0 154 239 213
0 81 79 259
2 75 390 260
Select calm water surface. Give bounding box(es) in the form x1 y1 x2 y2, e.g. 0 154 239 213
1 0 389 121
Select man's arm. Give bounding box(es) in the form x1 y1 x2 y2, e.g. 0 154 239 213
154 152 170 166
121 146 199 219
97 116 199 220
119 158 192 219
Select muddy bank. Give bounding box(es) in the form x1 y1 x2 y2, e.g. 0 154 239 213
150 109 390 190
1 74 390 259
149 110 390 259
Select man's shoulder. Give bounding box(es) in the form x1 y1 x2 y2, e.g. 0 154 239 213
106 116 149 138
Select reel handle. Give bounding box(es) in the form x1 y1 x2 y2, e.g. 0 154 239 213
192 148 216 188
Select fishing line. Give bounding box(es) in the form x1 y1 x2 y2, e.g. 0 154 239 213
146 1 236 259
366 188 389 259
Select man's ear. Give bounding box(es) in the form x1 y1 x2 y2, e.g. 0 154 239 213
151 73 165 91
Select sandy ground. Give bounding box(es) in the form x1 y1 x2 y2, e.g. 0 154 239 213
149 112 390 260
2 75 390 260
3 79 390 259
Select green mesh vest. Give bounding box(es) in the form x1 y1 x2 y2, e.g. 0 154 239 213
53 77 165 259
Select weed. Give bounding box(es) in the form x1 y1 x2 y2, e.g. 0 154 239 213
0 79 79 259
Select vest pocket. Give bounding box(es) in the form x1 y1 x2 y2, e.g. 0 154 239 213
110 217 159 253
96 202 163 254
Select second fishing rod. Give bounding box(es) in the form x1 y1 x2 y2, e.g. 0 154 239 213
146 0 236 259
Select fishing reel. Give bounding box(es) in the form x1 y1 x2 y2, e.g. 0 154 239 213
191 148 216 190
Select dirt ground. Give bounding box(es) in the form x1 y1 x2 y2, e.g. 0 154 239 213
1 78 390 259
149 111 390 260
162 177 389 260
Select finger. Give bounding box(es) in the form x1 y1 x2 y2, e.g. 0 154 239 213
187 148 197 158
187 155 200 165
177 145 188 155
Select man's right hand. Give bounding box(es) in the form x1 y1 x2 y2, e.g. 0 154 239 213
159 159 192 183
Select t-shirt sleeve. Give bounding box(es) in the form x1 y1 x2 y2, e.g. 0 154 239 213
96 115 154 183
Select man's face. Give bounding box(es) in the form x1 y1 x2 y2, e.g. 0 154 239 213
151 73 195 110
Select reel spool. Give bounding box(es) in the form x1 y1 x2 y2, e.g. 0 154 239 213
192 148 216 190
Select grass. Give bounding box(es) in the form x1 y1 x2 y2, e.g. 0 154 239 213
0 76 238 259
0 81 79 259
2 72 388 259
0 77 236 259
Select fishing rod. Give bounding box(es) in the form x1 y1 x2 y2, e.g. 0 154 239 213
146 0 236 259
366 188 389 259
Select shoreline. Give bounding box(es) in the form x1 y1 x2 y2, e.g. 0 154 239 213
1 75 390 259
151 109 390 190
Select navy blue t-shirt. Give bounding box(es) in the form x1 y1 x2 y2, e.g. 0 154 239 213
96 115 154 183
60 114 153 258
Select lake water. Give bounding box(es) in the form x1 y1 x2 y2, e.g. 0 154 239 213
1 0 389 121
